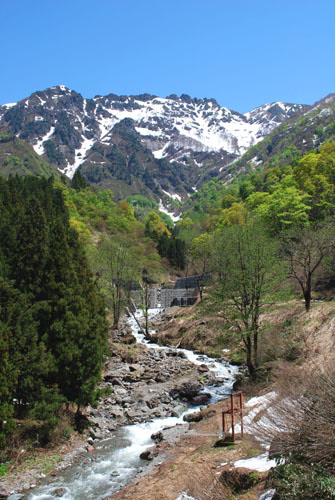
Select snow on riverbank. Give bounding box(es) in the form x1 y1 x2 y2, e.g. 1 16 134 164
234 452 277 472
175 493 197 500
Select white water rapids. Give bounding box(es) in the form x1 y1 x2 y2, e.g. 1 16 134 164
21 309 239 500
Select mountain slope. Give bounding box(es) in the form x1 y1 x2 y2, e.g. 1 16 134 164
0 86 307 202
230 94 335 175
0 127 60 178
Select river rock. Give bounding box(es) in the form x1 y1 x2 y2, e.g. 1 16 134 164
191 393 211 405
105 376 125 386
167 349 186 359
122 333 136 344
0 484 9 499
170 404 187 417
86 445 94 453
183 411 203 422
151 431 163 442
51 488 68 498
125 409 144 419
198 364 209 372
170 381 202 401
139 449 154 460
110 408 123 418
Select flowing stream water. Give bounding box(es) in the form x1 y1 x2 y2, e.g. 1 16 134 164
21 309 239 500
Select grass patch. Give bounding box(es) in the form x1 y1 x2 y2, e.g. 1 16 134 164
0 462 10 476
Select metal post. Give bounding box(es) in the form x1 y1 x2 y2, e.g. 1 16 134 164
222 409 225 436
221 392 244 443
231 393 235 442
240 392 244 438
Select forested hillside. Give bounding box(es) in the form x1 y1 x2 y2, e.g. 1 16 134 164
0 173 188 449
0 177 108 448
0 127 59 178
180 141 335 232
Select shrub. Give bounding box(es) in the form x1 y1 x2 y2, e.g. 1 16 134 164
260 367 335 472
268 463 335 500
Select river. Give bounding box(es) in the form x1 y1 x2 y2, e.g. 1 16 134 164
20 309 239 500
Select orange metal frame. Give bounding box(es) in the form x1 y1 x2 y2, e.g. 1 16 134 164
222 391 244 442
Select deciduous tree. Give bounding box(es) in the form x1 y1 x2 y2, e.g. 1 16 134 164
212 223 280 376
281 224 335 311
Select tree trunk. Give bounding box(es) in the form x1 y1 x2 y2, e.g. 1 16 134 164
304 282 312 312
246 337 256 379
253 330 259 369
145 309 149 337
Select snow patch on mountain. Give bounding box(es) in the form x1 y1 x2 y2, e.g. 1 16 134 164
61 136 95 178
2 102 17 108
158 199 181 222
33 127 55 156
153 144 169 159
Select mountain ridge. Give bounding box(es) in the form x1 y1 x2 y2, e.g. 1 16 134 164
229 91 335 176
0 86 309 203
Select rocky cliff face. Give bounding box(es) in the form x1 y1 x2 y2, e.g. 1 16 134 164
0 86 307 202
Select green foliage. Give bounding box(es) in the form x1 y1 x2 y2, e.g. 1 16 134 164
0 128 59 178
0 463 9 476
126 194 158 210
252 176 311 233
144 212 186 269
269 463 335 500
183 142 335 237
0 176 108 447
0 321 15 448
70 169 88 190
190 233 214 274
212 222 282 375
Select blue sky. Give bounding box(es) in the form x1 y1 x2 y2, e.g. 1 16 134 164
1 0 334 112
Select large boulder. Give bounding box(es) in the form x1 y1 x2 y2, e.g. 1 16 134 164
170 381 202 401
191 393 211 406
183 411 203 422
140 448 155 460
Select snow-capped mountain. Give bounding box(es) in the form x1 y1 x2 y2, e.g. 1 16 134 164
232 93 335 175
0 86 307 201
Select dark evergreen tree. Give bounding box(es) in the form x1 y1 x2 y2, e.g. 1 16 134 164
0 320 15 448
0 176 108 446
71 169 88 190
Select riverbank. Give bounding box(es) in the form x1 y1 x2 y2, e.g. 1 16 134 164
0 309 238 498
107 394 271 500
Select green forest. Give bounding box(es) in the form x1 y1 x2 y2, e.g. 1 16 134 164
0 172 187 450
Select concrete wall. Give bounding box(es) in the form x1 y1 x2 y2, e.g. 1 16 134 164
130 275 204 308
160 288 198 308
131 288 158 308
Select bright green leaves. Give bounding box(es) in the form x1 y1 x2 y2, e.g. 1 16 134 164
252 176 311 233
